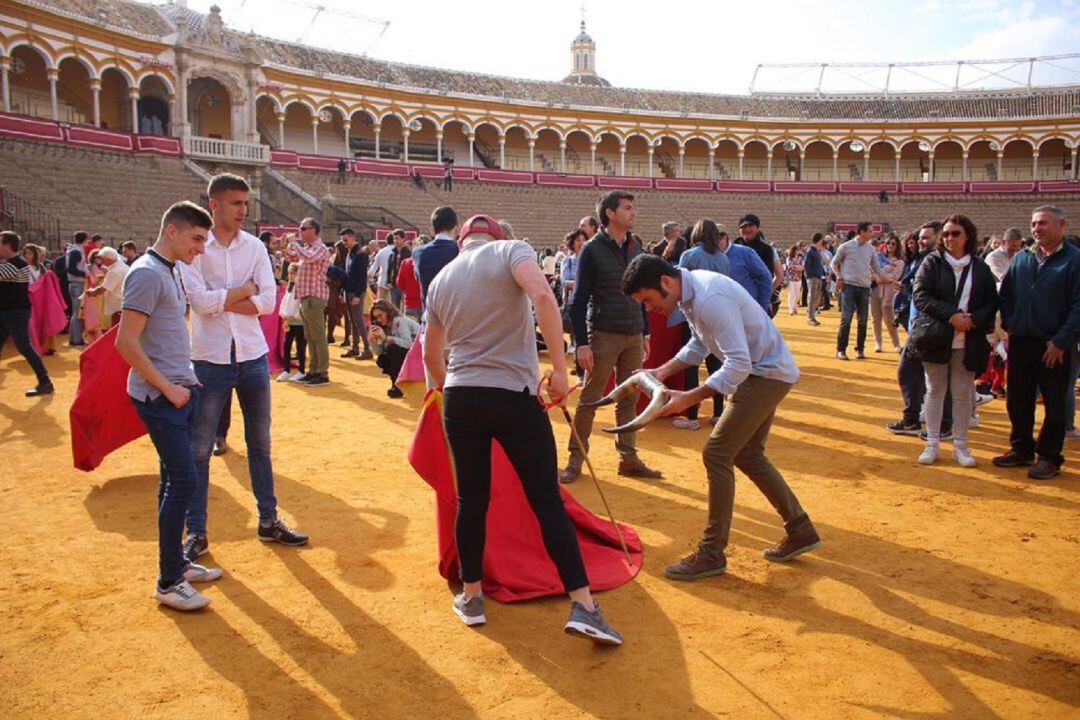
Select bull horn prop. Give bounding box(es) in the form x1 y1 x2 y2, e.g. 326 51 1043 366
584 372 670 434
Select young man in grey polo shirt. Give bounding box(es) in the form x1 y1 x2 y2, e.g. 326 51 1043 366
115 201 224 611
832 221 885 360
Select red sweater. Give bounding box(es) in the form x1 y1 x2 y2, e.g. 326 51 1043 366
395 257 422 309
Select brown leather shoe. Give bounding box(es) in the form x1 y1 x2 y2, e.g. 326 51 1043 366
1027 459 1060 480
617 457 662 479
559 463 581 484
763 532 821 563
664 549 727 581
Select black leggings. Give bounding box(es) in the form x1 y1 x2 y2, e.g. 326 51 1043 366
376 343 408 384
283 323 306 373
442 385 589 591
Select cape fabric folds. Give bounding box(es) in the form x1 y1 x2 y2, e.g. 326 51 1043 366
407 390 643 603
70 326 146 471
259 284 287 374
28 272 68 354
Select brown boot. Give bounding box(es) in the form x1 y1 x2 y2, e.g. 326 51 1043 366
618 456 662 479
559 461 582 484
664 549 727 581
763 532 821 563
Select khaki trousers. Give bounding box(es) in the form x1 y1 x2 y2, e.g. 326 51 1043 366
699 375 808 558
568 330 644 463
299 297 329 375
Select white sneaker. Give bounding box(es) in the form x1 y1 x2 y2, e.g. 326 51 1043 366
672 417 701 430
918 444 939 465
183 563 224 583
874 344 883 353
288 371 305 382
953 447 977 467
276 371 291 382
975 393 994 406
155 580 210 611
969 413 980 429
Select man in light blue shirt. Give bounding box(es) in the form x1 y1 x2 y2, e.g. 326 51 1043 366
621 254 821 580
718 230 772 312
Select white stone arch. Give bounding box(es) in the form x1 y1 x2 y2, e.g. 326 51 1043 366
282 97 317 116
255 92 283 114
53 51 98 79
187 67 245 103
98 61 138 87
136 71 176 96
6 40 56 69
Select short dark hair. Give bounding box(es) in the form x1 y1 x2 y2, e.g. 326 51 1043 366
1 230 21 251
258 231 273 243
73 231 88 244
921 220 943 233
597 190 634 228
621 253 679 296
91 233 103 242
392 228 406 239
583 216 599 233
159 201 212 237
339 227 356 237
207 173 250 198
431 206 458 234
119 241 137 252
565 228 588 247
810 232 824 245
942 214 979 256
856 221 872 234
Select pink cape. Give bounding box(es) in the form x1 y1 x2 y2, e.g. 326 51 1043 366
28 272 68 354
259 285 287 373
407 390 643 603
397 332 425 383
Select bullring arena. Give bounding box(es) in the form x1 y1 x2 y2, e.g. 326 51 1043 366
1 1 1078 718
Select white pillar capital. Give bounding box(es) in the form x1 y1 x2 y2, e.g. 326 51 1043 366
311 116 320 126
90 77 102 90
678 147 685 156
47 67 59 80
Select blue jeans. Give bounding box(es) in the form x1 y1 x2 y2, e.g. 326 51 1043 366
837 284 870 353
131 387 201 589
188 354 277 535
68 280 84 344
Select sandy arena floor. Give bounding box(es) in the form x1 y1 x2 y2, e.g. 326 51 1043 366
1 310 1077 719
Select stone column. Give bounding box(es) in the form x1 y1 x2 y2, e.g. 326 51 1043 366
374 127 381 160
619 142 626 176
498 136 505 168
343 121 351 157
402 128 411 163
0 58 10 114
528 139 535 172
90 77 101 127
246 76 259 143
894 153 901 182
831 153 838 182
435 131 442 162
276 112 285 149
1072 146 1079 180
47 67 59 121
646 146 654 178
707 147 715 181
738 150 744 180
961 152 969 182
928 152 935 181
560 139 567 173
863 153 869 181
1032 152 1039 181
467 133 474 168
311 116 319 155
177 64 190 137
996 149 1003 180
798 149 805 181
766 153 772 181
129 87 140 133
677 147 685 178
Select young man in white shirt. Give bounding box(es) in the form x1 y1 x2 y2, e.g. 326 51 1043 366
179 174 308 563
372 235 395 301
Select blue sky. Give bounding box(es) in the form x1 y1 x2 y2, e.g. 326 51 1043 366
171 0 1080 93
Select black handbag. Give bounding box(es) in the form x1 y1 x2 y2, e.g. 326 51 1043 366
909 261 970 355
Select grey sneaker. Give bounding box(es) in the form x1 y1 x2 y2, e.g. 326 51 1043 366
564 601 623 646
452 592 486 626
155 579 210 611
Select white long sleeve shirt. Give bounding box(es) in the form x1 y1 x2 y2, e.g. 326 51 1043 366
373 245 393 288
179 228 278 364
675 269 800 396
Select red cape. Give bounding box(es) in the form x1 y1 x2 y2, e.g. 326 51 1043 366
69 326 146 472
259 285 287 374
407 390 643 603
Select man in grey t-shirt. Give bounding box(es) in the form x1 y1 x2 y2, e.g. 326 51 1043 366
831 221 885 360
114 201 223 612
423 214 623 645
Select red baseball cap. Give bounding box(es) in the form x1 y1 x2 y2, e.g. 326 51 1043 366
458 214 503 247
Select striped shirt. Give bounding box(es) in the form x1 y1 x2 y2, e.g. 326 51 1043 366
0 255 33 310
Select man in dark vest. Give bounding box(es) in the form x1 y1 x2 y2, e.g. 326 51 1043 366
738 214 782 318
561 190 661 483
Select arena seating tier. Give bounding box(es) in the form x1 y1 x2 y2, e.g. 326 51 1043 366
0 139 208 249
276 168 1080 247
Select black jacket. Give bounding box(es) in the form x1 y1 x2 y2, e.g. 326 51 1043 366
570 228 648 346
913 250 998 370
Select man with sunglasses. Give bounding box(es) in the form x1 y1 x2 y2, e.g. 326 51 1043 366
286 217 332 386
